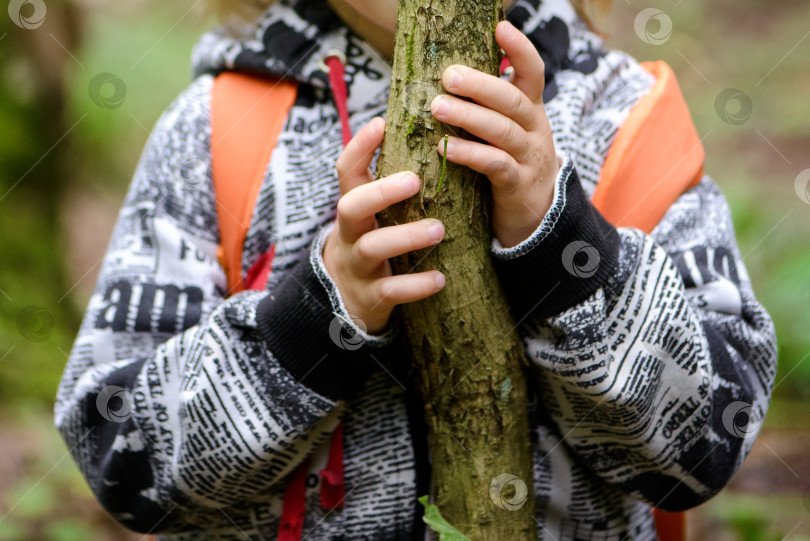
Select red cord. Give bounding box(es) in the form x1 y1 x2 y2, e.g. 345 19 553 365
319 423 346 509
500 55 512 76
321 54 348 514
244 243 275 290
277 459 310 541
325 56 353 146
277 54 349 541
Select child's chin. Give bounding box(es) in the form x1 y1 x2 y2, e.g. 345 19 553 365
349 0 397 33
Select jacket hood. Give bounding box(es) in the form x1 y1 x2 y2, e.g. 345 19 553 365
191 0 605 104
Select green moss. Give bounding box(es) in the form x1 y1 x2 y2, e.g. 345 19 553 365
406 21 416 80
405 114 417 137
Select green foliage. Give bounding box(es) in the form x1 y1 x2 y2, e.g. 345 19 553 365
698 492 810 541
722 176 810 400
0 1 212 410
0 407 129 540
0 202 76 404
0 40 78 404
66 3 215 190
418 495 471 541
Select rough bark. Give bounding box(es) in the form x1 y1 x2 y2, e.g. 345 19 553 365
376 1 536 539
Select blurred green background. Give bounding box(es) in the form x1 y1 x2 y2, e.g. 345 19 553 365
0 0 808 539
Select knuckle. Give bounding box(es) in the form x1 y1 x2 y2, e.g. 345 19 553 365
487 160 520 192
336 195 354 221
335 154 349 179
499 118 517 142
501 171 522 194
355 235 374 260
509 92 524 118
497 162 515 181
376 280 395 306
486 160 508 177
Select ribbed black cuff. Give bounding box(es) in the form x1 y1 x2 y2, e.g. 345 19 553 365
491 161 620 321
255 244 386 402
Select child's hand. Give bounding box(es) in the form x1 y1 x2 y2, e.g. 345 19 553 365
323 117 447 334
430 20 560 248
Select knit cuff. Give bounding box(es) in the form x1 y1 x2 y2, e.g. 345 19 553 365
490 155 621 320
256 222 399 401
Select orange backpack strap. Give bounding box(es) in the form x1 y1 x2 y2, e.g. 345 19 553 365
592 60 704 234
593 61 699 541
210 72 298 295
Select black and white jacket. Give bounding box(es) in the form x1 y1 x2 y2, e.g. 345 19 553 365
55 0 777 539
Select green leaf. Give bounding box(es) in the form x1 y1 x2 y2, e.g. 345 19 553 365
0 519 28 541
45 521 94 541
417 495 471 541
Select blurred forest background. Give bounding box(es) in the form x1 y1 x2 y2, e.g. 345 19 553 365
0 0 808 539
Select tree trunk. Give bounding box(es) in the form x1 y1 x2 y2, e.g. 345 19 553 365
376 1 536 539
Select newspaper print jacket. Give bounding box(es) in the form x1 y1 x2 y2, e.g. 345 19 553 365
55 0 777 539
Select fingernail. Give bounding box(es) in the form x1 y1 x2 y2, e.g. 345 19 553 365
401 173 419 193
503 21 516 40
447 69 462 91
441 137 455 157
434 272 446 289
428 221 444 241
368 117 382 135
432 96 449 118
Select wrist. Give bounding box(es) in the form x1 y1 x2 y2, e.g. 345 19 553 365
320 224 391 336
493 170 557 248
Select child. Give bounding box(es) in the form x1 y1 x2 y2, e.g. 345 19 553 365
55 0 777 539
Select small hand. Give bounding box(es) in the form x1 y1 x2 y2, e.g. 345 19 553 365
430 20 560 248
323 117 446 335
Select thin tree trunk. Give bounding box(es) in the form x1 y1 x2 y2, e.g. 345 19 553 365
376 1 536 539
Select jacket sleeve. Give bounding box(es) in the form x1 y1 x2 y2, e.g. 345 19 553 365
54 75 397 533
489 155 778 511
